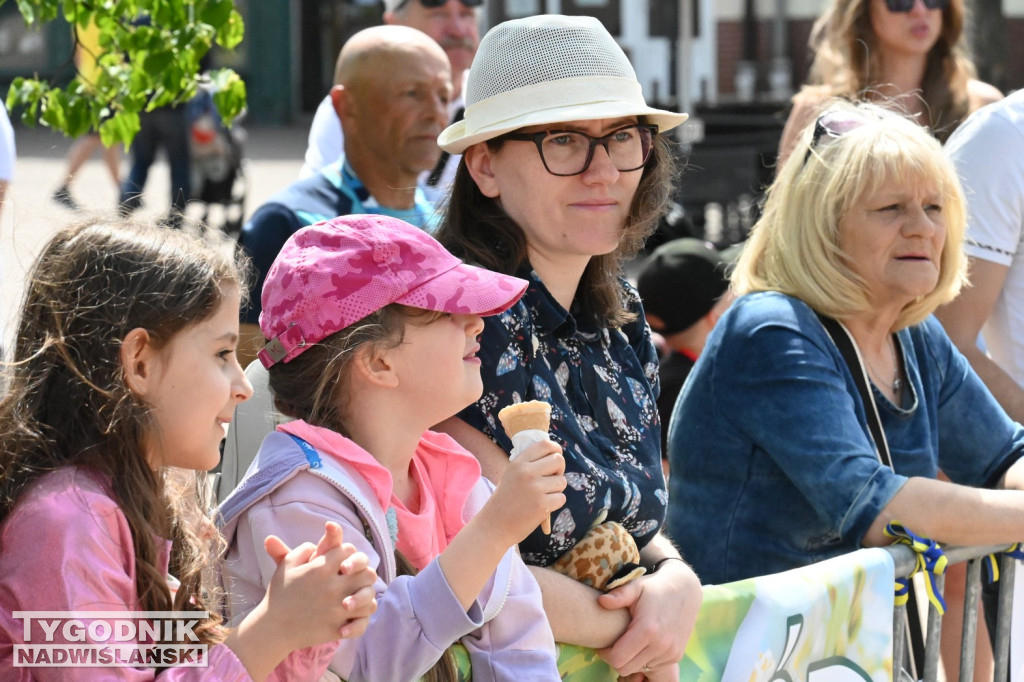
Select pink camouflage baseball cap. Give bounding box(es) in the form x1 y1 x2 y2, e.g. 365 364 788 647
258 215 528 368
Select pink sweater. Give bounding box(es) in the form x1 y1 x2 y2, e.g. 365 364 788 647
0 466 334 680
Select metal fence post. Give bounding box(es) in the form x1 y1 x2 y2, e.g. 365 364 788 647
994 554 1016 682
923 572 945 680
893 601 909 680
959 557 983 681
886 543 1014 682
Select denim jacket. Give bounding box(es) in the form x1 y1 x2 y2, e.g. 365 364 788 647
666 291 1024 585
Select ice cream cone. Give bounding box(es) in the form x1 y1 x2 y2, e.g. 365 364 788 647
498 400 553 534
498 400 551 434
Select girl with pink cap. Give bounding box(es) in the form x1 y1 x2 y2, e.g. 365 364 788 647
218 214 567 681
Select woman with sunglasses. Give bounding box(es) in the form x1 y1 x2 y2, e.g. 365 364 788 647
666 99 1024 676
434 15 701 682
777 0 1001 166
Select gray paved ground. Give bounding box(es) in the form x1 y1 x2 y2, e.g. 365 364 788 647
1 121 309 349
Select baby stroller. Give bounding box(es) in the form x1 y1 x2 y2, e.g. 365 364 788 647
188 87 247 234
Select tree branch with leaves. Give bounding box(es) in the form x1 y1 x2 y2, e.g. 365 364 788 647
4 0 247 147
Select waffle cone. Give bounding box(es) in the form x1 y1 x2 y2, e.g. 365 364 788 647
497 400 553 534
498 400 551 436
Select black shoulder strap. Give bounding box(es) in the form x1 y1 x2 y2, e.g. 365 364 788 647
815 313 894 470
815 312 924 676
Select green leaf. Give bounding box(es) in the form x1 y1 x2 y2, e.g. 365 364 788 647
15 0 36 24
148 87 175 109
200 0 235 27
63 95 93 138
158 63 188 100
18 1 60 24
63 1 95 28
7 78 47 126
100 109 141 148
41 89 69 130
211 69 246 126
142 49 174 79
4 81 17 112
217 9 244 50
5 77 28 111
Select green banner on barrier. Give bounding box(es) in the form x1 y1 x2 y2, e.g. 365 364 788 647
451 547 895 681
680 547 894 681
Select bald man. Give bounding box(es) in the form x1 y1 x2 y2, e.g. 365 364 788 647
300 0 481 201
237 26 451 354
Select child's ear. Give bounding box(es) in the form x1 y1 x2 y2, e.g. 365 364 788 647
352 345 400 389
121 327 157 397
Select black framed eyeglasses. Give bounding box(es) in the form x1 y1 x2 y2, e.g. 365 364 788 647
884 0 948 12
396 0 483 8
502 124 658 177
802 110 869 166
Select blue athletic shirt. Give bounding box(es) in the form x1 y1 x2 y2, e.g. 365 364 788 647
238 158 435 323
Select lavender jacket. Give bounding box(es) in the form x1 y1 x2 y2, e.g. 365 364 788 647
218 430 559 682
0 467 336 680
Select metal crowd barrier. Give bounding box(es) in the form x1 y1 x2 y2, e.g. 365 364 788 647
889 543 1015 681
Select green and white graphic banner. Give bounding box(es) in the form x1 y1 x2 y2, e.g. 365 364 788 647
453 547 895 681
679 547 894 682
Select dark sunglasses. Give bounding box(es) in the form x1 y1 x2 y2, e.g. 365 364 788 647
397 0 483 8
884 0 949 12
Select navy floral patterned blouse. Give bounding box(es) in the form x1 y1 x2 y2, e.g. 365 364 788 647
458 266 667 566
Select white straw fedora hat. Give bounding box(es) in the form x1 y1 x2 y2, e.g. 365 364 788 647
438 14 689 154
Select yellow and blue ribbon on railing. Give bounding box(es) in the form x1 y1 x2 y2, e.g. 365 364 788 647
982 542 1024 583
983 553 999 583
884 521 947 615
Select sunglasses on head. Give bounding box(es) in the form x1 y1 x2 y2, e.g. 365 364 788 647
883 0 949 12
400 0 483 8
802 110 870 166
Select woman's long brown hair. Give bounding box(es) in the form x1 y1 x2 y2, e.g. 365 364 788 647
804 0 975 141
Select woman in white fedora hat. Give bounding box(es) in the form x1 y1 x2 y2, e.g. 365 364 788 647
435 14 701 680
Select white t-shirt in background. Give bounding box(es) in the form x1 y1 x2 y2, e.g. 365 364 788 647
0 102 15 183
945 90 1024 385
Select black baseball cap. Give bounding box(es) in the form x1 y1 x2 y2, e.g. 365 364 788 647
636 238 738 335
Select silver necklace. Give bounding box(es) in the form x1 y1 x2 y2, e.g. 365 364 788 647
866 335 902 395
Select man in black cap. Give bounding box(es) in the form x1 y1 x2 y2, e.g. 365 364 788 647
637 239 737 474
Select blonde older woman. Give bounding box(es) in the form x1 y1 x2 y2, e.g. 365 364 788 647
667 100 1024 587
